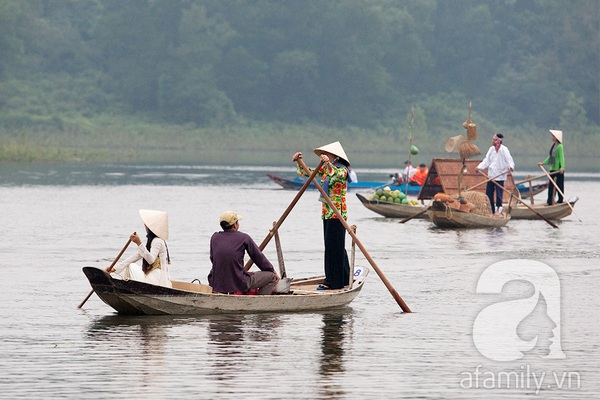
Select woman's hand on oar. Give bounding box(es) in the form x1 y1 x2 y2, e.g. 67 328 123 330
77 238 132 308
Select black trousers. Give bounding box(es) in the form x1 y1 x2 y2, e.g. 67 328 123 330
323 218 350 289
547 171 565 204
485 180 504 213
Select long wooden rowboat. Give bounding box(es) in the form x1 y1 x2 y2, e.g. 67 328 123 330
426 200 510 229
267 174 422 195
82 266 369 315
509 196 579 220
356 193 427 219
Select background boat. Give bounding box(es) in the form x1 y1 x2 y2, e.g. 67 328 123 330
267 174 422 195
356 193 427 219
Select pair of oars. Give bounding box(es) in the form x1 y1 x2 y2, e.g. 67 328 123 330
245 159 411 312
77 238 133 308
475 170 559 229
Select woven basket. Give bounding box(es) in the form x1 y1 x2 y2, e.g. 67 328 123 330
444 135 467 153
466 123 477 140
460 191 492 216
459 141 481 159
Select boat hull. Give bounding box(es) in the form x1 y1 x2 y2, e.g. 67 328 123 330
82 266 369 315
509 196 578 220
427 201 509 228
267 174 422 195
356 193 427 218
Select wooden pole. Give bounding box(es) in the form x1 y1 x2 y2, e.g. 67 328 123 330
78 238 132 308
513 170 559 186
244 160 325 270
349 225 356 287
465 170 510 192
476 171 559 229
273 221 287 278
539 165 581 221
399 208 429 224
309 168 412 312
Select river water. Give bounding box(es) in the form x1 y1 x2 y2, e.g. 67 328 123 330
0 163 598 399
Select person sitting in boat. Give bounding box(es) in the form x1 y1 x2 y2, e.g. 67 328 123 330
409 163 428 186
208 211 279 295
110 209 172 288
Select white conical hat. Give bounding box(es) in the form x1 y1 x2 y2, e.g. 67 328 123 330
549 129 563 143
139 209 169 240
313 141 350 165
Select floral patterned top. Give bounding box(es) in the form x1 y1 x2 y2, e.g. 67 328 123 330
297 162 348 220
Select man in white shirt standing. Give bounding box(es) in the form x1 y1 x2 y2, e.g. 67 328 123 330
475 133 515 215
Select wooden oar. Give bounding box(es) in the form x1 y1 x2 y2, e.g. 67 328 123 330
539 165 581 222
476 171 558 229
399 207 429 223
244 160 325 271
465 170 510 192
309 169 412 313
514 170 559 186
77 238 132 308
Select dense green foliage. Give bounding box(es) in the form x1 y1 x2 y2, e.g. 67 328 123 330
0 0 598 169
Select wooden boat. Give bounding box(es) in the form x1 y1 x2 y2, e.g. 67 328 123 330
356 193 427 219
268 173 541 198
517 182 548 199
508 196 579 220
82 265 369 315
426 200 510 229
267 174 422 195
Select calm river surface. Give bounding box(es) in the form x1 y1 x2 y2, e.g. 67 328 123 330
0 163 598 399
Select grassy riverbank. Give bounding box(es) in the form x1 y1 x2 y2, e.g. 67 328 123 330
1 115 598 171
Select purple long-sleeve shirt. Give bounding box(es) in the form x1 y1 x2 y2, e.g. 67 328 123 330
208 230 275 293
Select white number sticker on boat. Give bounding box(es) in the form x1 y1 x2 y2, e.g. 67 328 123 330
354 268 364 277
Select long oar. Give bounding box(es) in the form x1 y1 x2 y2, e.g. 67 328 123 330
514 170 559 186
476 171 558 229
465 170 509 192
399 207 429 223
77 238 132 308
244 160 325 270
309 168 412 313
539 165 581 221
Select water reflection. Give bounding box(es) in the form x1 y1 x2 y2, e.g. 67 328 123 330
318 310 353 398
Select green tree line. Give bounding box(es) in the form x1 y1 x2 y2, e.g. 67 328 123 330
0 0 598 168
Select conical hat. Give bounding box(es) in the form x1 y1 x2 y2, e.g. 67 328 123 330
313 141 350 165
549 129 563 143
139 209 169 240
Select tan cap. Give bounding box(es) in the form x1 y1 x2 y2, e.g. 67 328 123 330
549 129 563 143
220 211 244 226
139 209 169 240
314 141 350 165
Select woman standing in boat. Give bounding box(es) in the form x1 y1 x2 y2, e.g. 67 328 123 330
293 141 351 290
538 130 565 205
110 209 172 288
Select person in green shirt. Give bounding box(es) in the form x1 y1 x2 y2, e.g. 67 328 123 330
538 130 565 205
